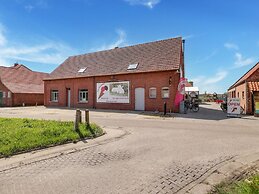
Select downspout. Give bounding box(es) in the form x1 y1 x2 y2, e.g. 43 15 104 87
181 39 185 78
245 81 248 114
93 76 96 109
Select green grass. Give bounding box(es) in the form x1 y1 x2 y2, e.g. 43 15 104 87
211 174 259 194
0 118 103 157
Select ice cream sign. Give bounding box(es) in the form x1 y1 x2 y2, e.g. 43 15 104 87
227 98 241 116
97 81 130 103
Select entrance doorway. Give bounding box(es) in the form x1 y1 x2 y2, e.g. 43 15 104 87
135 88 145 111
67 89 71 108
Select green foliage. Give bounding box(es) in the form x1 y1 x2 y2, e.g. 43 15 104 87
211 175 259 194
0 118 103 157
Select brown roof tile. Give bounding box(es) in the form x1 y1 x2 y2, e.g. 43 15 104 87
248 81 259 92
47 37 183 80
0 64 49 93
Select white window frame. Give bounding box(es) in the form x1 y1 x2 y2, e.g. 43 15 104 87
161 87 169 98
149 87 157 98
7 91 11 98
79 89 88 102
3 92 6 98
51 90 59 102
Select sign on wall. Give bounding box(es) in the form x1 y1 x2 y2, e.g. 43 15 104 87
227 98 241 117
96 81 130 103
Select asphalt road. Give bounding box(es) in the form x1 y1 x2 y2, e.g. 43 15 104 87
0 103 258 194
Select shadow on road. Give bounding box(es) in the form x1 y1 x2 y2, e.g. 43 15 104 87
173 105 229 121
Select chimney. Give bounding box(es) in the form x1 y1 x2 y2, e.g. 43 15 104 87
14 63 19 67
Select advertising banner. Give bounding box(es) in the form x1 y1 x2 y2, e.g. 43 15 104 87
97 81 130 103
227 98 240 116
174 77 188 113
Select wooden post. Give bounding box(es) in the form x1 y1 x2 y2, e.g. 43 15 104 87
74 109 81 131
85 109 89 126
78 110 82 123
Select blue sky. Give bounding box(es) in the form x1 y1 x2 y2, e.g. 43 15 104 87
0 0 258 93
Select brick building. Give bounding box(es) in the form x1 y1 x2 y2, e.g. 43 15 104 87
44 37 185 112
0 64 48 107
228 62 259 115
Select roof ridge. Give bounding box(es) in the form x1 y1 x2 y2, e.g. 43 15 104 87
0 64 48 75
229 62 259 89
69 36 182 58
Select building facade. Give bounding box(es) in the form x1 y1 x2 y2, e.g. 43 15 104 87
0 64 48 107
44 37 185 112
228 62 259 115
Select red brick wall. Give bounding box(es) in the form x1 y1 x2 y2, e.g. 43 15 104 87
247 68 259 82
0 80 44 107
0 81 13 106
44 70 180 112
13 93 44 106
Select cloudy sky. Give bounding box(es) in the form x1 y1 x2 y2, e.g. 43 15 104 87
0 0 258 93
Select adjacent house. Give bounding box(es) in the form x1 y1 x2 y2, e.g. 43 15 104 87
44 37 185 112
0 64 49 107
228 62 259 115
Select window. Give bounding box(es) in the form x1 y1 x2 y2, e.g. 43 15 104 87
161 87 169 98
78 67 87 73
7 91 11 98
242 91 245 99
3 92 6 98
79 89 88 102
149 88 157 98
237 92 239 98
127 63 138 70
51 90 58 102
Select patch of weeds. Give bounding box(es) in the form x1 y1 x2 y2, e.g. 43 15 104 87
210 174 259 194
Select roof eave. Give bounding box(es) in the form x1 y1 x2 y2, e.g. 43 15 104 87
44 68 180 81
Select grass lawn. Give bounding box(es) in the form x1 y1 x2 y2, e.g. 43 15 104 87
0 117 103 157
210 174 259 194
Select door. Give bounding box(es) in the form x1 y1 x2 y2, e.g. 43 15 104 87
0 92 2 106
135 88 145 111
67 89 71 108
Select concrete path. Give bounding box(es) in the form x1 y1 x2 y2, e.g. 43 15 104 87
0 103 258 194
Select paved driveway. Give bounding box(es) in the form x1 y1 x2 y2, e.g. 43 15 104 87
0 103 259 194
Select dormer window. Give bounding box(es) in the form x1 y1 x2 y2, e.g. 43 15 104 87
127 63 138 70
78 67 87 73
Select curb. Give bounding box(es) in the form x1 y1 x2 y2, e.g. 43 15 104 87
179 152 259 194
0 127 129 172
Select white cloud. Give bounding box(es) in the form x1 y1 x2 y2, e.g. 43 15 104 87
190 70 228 93
92 29 127 51
0 24 7 46
124 0 161 9
24 4 34 12
224 43 239 50
234 52 254 68
0 23 75 66
183 34 194 40
192 51 217 65
204 71 228 84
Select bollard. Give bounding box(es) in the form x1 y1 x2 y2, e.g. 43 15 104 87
85 109 89 126
164 102 167 115
78 110 82 123
74 109 81 131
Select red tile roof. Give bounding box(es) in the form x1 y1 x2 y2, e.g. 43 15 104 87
47 37 183 80
248 81 259 92
0 64 49 93
229 62 259 90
